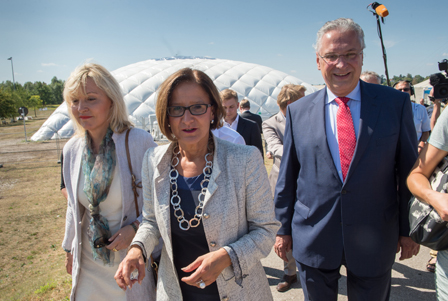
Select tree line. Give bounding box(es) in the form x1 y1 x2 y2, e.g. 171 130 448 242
383 73 429 86
0 77 64 119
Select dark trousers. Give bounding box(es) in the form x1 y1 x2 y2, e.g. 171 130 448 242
296 260 391 301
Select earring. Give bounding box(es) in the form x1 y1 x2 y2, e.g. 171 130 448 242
211 120 214 124
168 124 171 127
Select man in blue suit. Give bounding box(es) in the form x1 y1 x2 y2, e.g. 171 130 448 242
274 18 420 300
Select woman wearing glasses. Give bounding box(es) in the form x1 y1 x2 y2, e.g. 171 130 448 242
61 63 157 300
115 68 280 300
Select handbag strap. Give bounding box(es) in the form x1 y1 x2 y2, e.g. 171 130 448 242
125 128 142 217
125 129 156 277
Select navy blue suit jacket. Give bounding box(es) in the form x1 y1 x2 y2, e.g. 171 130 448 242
274 81 418 278
236 117 264 158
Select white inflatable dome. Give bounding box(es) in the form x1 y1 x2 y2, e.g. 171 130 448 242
31 56 316 141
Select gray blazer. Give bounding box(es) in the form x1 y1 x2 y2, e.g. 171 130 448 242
133 136 280 301
262 112 285 197
61 128 157 301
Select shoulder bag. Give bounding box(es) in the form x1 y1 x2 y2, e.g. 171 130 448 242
409 156 448 251
125 129 159 285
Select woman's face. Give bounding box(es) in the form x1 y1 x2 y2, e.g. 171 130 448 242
71 77 112 138
168 82 214 147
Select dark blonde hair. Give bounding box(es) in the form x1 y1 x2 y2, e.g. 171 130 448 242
277 84 306 109
220 89 239 102
64 63 132 136
239 98 250 109
156 68 224 141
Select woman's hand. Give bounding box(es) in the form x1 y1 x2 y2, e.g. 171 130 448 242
181 248 231 289
114 246 146 291
65 252 73 275
106 224 136 252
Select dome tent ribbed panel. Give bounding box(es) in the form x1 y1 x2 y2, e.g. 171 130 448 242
31 56 316 141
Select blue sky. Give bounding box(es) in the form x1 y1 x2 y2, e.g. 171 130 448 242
1 0 447 85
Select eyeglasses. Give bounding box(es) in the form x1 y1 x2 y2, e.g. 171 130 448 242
318 51 363 65
397 88 411 92
167 104 212 117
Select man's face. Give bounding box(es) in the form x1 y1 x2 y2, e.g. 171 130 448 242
222 97 239 123
394 82 412 97
316 29 363 97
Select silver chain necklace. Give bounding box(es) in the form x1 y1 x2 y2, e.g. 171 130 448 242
170 143 213 231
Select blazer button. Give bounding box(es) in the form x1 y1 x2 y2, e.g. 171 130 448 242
123 216 127 222
341 190 347 195
203 213 210 219
210 242 216 247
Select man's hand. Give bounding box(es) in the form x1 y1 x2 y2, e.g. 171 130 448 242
266 152 273 159
275 235 292 262
396 236 420 260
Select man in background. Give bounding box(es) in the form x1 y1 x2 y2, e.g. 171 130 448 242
220 89 263 157
394 80 430 153
360 70 381 85
239 98 263 133
263 84 306 292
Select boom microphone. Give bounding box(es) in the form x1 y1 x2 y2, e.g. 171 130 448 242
371 2 389 17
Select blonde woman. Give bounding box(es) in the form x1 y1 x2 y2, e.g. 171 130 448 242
61 63 157 300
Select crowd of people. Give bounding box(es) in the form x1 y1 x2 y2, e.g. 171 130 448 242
59 17 447 301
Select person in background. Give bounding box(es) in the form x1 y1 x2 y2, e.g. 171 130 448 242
220 89 264 157
274 18 419 300
262 83 306 292
394 80 430 153
407 106 448 299
239 98 263 133
360 70 381 85
61 63 157 300
115 68 280 301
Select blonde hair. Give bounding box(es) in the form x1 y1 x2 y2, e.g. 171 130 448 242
277 84 306 109
156 68 224 142
64 63 132 136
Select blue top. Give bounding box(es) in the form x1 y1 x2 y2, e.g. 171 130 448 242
170 173 220 301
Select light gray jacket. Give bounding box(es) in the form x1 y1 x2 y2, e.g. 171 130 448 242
61 128 157 301
262 112 285 197
133 136 280 301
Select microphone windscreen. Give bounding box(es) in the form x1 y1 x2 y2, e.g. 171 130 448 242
430 73 445 86
375 4 389 17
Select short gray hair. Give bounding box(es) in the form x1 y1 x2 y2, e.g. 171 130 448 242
360 71 381 84
314 18 365 53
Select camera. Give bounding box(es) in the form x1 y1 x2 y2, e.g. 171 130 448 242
430 59 448 100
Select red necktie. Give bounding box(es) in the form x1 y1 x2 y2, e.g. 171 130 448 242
334 97 356 181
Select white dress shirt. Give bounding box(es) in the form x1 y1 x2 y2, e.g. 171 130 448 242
212 126 246 145
325 81 361 182
224 114 239 131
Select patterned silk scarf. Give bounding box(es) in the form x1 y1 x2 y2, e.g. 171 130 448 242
82 128 116 265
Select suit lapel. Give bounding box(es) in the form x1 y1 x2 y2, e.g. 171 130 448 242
345 81 380 182
310 89 342 184
153 144 174 260
203 136 221 208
